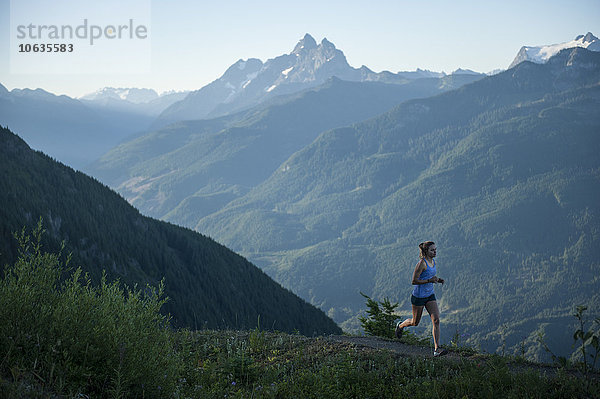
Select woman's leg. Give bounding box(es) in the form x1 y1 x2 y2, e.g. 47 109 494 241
425 301 441 350
398 305 424 328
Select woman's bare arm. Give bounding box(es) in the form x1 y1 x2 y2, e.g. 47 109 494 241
412 260 432 285
411 259 443 285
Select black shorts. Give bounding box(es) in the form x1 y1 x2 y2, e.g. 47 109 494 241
411 293 436 307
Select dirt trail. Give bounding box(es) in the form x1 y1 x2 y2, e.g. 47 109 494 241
326 335 598 379
327 335 460 359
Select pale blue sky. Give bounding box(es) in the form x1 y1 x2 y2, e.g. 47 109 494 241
1 0 599 97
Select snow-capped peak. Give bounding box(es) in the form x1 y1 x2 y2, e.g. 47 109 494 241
509 32 599 69
80 87 159 103
576 32 598 44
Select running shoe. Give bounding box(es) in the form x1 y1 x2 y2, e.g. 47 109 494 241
395 321 404 339
433 349 448 357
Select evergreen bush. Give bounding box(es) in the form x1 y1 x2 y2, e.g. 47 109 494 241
358 292 398 339
0 222 179 398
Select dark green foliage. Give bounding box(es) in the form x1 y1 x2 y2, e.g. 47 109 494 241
358 292 398 339
539 305 600 375
0 126 341 335
358 292 429 346
0 223 179 397
573 305 600 375
1 286 598 399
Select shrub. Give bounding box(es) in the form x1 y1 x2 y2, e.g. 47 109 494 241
0 222 180 398
358 292 398 339
572 305 600 375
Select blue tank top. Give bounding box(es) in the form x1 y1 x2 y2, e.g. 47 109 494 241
412 258 436 298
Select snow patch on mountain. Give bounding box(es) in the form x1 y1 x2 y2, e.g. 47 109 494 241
81 87 160 103
509 32 599 69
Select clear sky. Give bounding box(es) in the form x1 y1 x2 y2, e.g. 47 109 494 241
1 0 599 97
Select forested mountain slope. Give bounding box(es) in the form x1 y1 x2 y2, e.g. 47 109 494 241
88 75 481 225
196 48 600 358
0 126 341 335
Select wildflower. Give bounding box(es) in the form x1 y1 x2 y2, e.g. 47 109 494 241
231 381 236 386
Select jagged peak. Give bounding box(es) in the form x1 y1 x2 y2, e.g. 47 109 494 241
320 37 336 49
575 32 598 43
292 33 318 54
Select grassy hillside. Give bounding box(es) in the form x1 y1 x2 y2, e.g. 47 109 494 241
195 48 600 358
4 328 598 398
0 126 340 335
1 236 596 398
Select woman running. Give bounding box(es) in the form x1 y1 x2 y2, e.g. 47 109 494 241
395 241 448 357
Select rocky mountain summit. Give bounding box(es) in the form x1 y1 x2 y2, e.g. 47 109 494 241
156 34 474 125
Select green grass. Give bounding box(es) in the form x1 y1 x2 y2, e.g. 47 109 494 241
175 329 598 399
4 326 598 398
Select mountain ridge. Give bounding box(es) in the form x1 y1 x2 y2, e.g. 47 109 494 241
155 34 484 125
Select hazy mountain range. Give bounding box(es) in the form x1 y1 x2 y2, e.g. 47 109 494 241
81 87 167 104
2 32 598 360
0 84 177 170
88 74 483 222
80 87 189 117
